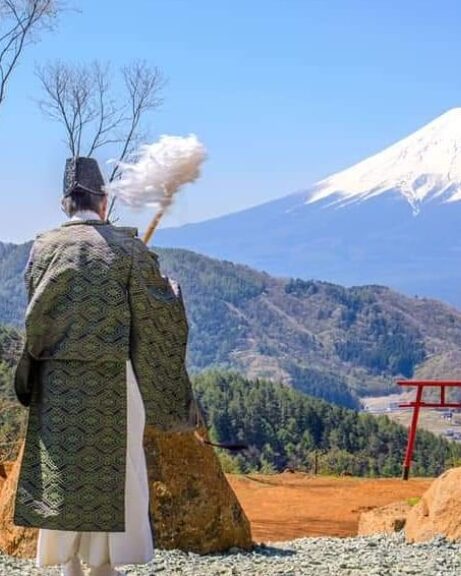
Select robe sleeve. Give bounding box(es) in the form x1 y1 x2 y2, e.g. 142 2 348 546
128 238 203 432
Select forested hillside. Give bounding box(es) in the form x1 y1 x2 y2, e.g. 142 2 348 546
0 325 26 460
193 371 459 476
159 249 461 401
0 242 31 327
3 241 461 407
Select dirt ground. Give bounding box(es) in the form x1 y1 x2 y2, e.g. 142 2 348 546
225 472 432 543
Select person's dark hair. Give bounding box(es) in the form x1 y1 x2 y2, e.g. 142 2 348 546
62 189 106 217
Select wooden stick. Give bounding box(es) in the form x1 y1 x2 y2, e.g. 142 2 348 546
142 185 175 245
142 207 167 245
140 193 248 453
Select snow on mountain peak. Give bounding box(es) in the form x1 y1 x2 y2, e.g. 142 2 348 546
306 108 461 213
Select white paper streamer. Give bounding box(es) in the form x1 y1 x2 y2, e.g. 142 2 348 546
106 134 207 210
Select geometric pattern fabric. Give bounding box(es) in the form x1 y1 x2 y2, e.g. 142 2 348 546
14 360 126 531
14 220 200 531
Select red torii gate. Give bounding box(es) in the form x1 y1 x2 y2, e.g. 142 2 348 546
398 380 461 480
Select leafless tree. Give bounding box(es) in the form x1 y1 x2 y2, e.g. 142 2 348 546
37 59 165 220
0 0 64 109
36 59 165 169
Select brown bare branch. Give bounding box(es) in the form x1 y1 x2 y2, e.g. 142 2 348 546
103 62 166 220
108 60 165 183
0 0 66 108
37 59 165 162
86 62 127 155
36 61 77 155
37 59 166 221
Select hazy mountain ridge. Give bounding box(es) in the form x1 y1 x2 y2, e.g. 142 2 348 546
3 241 461 407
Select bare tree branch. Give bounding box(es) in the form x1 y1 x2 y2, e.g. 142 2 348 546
105 61 165 219
108 60 165 182
37 61 76 154
86 62 126 155
36 59 166 220
37 59 165 159
0 0 66 109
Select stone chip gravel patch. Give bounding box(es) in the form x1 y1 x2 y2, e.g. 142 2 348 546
2 533 461 576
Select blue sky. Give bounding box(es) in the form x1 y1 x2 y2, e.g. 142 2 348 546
2 0 461 242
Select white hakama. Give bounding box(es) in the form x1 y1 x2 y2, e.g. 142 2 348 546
36 361 154 569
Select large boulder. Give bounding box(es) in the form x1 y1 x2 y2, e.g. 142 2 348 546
0 427 253 558
358 501 411 536
143 425 253 553
406 467 461 543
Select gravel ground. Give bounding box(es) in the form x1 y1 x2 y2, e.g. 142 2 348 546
1 534 461 576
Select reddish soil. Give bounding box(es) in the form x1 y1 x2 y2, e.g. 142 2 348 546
226 472 432 543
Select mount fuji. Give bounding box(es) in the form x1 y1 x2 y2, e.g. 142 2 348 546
154 108 461 307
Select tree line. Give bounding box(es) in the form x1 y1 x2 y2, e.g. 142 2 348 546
192 371 461 477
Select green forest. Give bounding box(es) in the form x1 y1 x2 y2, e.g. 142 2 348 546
0 326 26 460
193 371 458 477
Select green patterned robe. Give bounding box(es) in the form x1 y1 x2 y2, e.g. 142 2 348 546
13 219 200 531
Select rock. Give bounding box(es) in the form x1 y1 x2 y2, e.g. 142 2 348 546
0 427 253 558
405 467 461 543
144 425 253 554
358 501 411 536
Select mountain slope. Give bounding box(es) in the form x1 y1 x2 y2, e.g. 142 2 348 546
154 109 461 306
4 241 461 407
307 108 461 212
0 242 31 327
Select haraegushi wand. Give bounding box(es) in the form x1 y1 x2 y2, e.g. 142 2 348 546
105 134 248 452
105 134 207 243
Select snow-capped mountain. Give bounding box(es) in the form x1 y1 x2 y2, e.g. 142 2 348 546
307 108 461 214
154 108 461 307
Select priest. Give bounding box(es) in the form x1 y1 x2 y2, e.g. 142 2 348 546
13 157 204 576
